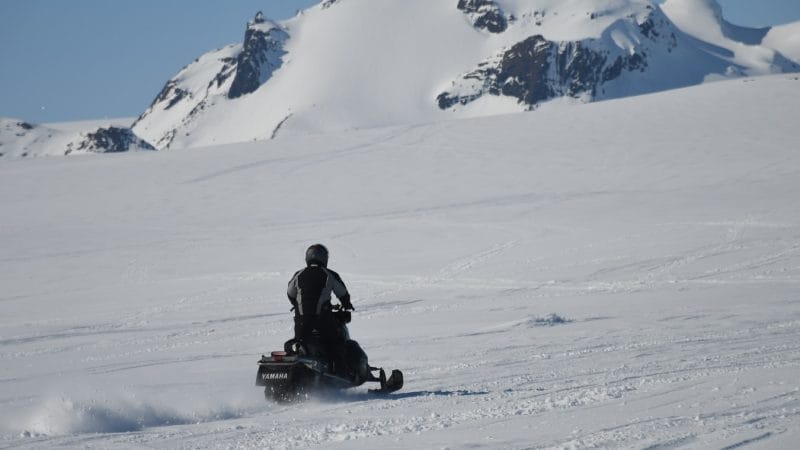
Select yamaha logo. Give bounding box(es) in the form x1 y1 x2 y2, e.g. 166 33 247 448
262 372 289 380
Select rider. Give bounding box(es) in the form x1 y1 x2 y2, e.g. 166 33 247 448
287 244 354 374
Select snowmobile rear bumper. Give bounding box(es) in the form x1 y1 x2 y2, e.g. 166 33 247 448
255 354 325 387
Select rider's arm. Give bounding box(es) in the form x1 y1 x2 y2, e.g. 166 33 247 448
329 270 354 310
287 271 300 308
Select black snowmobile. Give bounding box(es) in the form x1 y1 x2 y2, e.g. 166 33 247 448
256 305 403 402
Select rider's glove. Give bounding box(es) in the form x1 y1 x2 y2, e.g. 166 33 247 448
341 295 355 311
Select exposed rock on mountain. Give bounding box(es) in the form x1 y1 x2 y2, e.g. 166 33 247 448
228 12 289 99
1 118 153 158
457 0 508 33
438 10 681 109
65 127 155 155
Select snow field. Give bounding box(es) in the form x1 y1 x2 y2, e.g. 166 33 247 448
1 75 800 448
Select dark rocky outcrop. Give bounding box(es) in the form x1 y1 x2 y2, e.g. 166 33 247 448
153 81 191 110
66 127 155 155
438 35 617 109
437 12 681 110
457 0 508 34
228 12 289 99
211 57 237 89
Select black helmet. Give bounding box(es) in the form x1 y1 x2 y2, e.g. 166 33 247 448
305 244 329 267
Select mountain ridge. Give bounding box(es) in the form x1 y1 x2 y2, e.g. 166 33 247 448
129 0 800 151
2 0 798 158
0 118 154 159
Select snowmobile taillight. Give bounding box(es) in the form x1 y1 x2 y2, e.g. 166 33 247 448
271 351 287 361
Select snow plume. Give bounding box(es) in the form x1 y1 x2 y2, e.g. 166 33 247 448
9 383 262 437
21 396 190 435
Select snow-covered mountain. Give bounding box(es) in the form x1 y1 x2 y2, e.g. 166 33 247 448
3 0 797 159
760 20 800 64
0 118 154 158
662 0 799 73
131 0 800 150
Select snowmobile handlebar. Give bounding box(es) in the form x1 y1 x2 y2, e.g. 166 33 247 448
288 304 352 323
332 303 352 324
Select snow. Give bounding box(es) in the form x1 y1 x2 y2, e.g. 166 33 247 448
763 21 800 64
0 117 150 158
0 118 70 158
662 0 797 75
1 74 799 448
131 44 241 150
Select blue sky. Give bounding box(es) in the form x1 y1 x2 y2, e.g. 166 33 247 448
1 0 799 124
0 0 318 123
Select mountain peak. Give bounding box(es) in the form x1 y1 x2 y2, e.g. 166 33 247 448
252 11 265 25
230 13 287 99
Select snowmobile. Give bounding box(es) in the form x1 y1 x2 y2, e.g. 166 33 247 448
255 305 403 402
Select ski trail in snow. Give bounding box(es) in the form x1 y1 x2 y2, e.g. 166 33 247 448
435 240 518 280
186 130 402 185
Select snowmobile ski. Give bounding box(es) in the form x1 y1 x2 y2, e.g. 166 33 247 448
368 368 404 394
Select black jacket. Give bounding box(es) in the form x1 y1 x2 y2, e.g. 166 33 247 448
287 264 352 315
